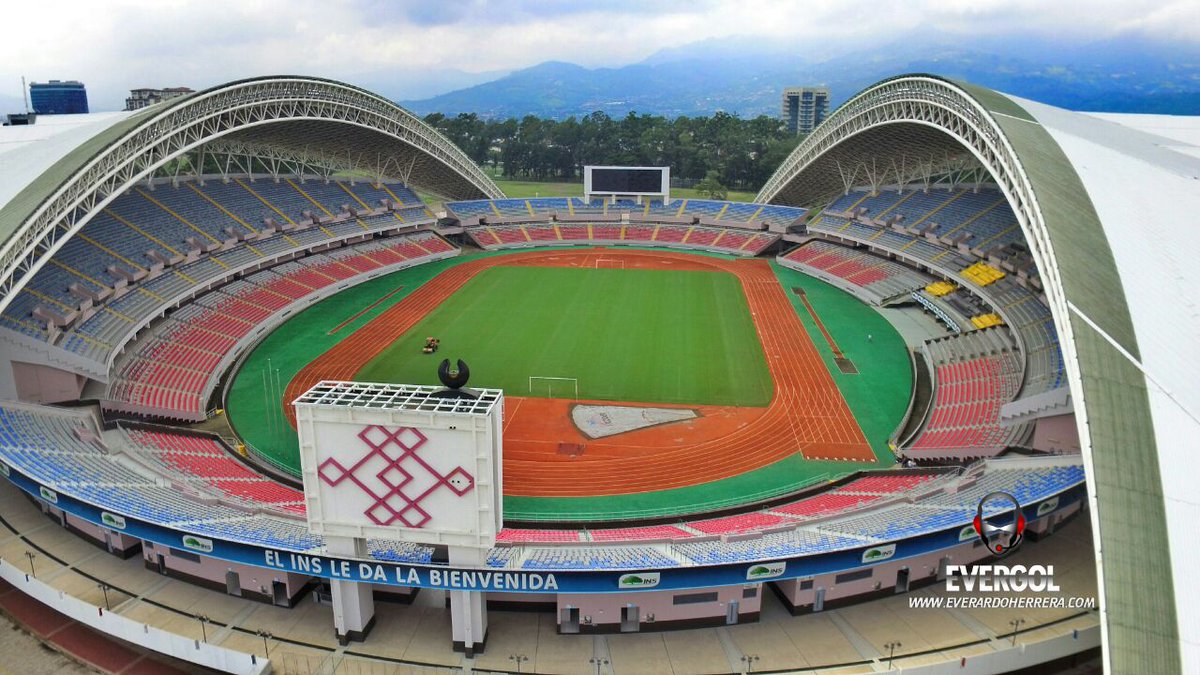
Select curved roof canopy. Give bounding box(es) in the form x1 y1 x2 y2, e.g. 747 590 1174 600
760 74 1200 674
0 76 502 314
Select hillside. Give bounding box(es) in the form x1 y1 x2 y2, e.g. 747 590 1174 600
401 32 1200 119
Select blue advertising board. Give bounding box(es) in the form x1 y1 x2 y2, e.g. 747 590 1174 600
0 460 1086 594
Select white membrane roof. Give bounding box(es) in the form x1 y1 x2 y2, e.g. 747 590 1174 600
1019 97 1200 672
0 112 135 209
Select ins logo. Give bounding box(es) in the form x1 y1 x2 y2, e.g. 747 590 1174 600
973 491 1026 557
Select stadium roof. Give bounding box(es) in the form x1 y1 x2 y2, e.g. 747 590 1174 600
0 111 140 211
0 75 502 316
759 73 1200 674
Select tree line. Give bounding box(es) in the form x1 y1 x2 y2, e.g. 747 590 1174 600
422 111 803 193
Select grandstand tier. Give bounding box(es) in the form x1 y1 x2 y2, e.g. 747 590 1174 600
0 400 1084 568
101 230 456 421
1 177 435 369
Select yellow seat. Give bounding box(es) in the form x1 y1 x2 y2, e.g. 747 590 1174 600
970 313 1004 329
925 281 957 297
963 261 1006 286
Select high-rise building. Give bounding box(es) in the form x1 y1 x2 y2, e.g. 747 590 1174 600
781 87 830 135
124 87 195 111
29 80 89 115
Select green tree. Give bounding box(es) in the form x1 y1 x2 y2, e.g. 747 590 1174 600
695 169 728 200
422 108 796 192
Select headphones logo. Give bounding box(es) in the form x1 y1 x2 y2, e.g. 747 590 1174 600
973 491 1026 557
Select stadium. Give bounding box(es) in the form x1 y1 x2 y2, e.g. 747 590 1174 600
0 73 1193 674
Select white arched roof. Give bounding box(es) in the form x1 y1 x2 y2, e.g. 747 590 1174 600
759 74 1200 673
0 76 503 316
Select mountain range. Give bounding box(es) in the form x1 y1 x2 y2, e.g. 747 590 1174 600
400 31 1200 119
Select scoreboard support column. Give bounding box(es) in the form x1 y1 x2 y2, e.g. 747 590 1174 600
327 536 376 644
449 546 489 655
294 379 504 650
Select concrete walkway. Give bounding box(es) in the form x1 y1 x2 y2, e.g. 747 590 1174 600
0 479 1099 674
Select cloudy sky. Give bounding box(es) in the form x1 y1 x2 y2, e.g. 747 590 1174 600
2 0 1197 111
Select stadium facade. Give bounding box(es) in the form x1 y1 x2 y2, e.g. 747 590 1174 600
0 74 1193 673
759 74 1200 674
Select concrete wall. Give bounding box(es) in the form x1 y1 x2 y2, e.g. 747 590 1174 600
557 584 761 632
774 503 1083 612
0 558 269 674
142 541 311 606
11 361 86 403
1031 414 1082 454
60 511 140 556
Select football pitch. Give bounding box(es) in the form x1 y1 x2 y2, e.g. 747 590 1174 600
355 265 772 407
225 251 910 520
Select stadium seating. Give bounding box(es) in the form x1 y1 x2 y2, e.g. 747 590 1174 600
922 465 1087 509
526 223 561 241
813 188 1030 272
588 525 693 542
463 220 781 256
779 241 934 303
0 403 451 560
448 197 802 230
118 427 304 508
769 492 884 517
104 231 457 421
689 512 792 534
673 529 867 565
816 504 971 542
496 529 583 543
367 539 435 564
834 473 936 493
522 546 677 570
809 185 1066 403
1 176 436 366
908 330 1029 458
558 224 589 241
1 401 1083 569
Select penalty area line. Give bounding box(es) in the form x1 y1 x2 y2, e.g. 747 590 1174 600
327 285 406 335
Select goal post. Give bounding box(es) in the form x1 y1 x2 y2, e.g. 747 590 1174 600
594 258 626 269
529 376 580 399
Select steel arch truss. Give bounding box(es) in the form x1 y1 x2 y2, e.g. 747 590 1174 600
756 75 1065 329
0 77 502 315
758 77 1111 663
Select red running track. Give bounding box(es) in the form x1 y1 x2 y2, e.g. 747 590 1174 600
283 248 873 497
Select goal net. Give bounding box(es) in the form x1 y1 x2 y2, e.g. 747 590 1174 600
529 376 580 399
594 258 626 269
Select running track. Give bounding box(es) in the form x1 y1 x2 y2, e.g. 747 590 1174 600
282 249 873 497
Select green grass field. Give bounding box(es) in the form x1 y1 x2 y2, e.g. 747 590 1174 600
224 250 913 520
356 266 771 406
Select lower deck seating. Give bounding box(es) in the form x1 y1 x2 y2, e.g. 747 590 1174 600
780 241 933 302
588 525 692 541
688 512 791 534
1 402 1082 568
834 473 936 494
104 232 457 420
464 222 779 256
118 427 305 511
447 198 805 228
909 330 1028 458
0 403 426 558
521 546 677 570
769 492 883 517
496 529 582 543
2 177 434 366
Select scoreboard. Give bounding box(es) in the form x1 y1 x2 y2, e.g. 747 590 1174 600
584 165 669 202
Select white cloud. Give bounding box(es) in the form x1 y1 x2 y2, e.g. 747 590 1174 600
0 0 1194 111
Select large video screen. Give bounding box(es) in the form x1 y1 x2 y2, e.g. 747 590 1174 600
589 167 666 194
